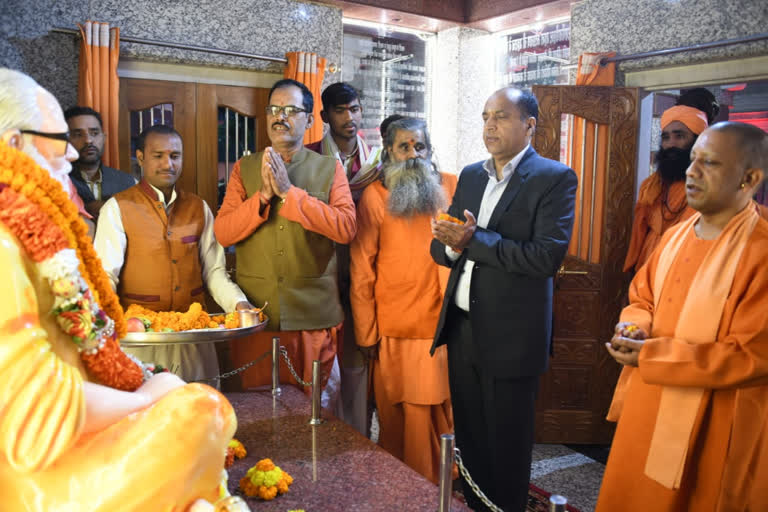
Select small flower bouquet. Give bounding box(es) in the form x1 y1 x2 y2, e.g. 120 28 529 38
224 438 247 468
239 458 293 500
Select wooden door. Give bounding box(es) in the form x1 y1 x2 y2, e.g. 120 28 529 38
118 79 197 193
119 80 271 211
196 84 271 213
532 85 639 444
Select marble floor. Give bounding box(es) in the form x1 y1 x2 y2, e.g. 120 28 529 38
530 443 606 512
370 411 607 511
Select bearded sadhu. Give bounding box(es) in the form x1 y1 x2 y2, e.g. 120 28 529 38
349 117 456 484
623 105 710 273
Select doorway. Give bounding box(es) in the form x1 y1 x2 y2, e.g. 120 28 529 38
118 78 272 213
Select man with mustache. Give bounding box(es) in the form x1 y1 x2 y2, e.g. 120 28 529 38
215 79 356 400
349 118 456 483
65 106 135 219
623 105 708 273
597 122 768 511
94 124 251 381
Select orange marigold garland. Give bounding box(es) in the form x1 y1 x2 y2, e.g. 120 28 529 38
0 144 144 390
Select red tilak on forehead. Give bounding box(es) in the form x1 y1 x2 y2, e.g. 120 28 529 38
409 139 415 144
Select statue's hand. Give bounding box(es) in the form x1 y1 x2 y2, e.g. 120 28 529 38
137 372 186 405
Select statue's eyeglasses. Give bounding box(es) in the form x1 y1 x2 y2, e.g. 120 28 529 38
20 130 72 156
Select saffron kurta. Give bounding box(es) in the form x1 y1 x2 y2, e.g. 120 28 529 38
349 175 457 483
597 216 768 512
623 174 695 273
214 157 356 390
0 224 236 512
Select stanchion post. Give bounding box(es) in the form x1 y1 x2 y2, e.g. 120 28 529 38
438 434 455 512
309 360 323 425
549 494 568 512
271 336 281 395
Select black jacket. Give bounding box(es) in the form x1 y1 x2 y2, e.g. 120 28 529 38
69 164 136 204
430 146 577 378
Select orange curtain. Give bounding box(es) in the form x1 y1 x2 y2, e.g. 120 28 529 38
77 21 120 168
568 52 616 263
284 52 326 145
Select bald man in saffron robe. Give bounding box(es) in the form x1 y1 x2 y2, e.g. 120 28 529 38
597 122 768 512
350 118 456 483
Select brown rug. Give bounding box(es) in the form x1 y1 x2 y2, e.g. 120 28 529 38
454 484 582 512
527 483 582 512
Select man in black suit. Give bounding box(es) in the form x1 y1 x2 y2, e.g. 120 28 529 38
65 106 135 219
431 87 577 511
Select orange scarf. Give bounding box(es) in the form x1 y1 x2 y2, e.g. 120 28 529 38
644 203 760 488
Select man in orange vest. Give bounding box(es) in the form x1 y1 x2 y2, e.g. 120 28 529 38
94 125 251 382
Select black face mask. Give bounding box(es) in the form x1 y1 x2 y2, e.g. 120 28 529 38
655 143 694 184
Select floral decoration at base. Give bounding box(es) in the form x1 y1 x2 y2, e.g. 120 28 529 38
239 458 293 500
224 439 247 468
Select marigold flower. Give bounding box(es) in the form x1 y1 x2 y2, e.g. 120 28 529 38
239 458 293 500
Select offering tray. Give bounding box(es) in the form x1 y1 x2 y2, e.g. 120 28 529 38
121 314 268 347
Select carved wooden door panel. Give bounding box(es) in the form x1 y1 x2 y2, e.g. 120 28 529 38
196 84 271 214
532 85 639 444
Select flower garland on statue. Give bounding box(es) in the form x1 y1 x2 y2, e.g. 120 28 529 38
0 142 151 390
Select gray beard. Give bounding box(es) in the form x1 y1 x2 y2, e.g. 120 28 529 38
383 157 446 217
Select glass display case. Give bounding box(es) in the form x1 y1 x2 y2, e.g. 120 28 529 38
342 21 433 148
497 21 570 89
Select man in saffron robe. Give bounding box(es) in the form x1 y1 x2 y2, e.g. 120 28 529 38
0 68 244 511
597 121 768 512
214 79 356 398
623 105 708 273
350 118 456 483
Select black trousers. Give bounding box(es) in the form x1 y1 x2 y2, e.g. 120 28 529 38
445 307 539 512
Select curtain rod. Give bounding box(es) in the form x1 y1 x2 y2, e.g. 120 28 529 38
602 32 768 65
51 27 288 64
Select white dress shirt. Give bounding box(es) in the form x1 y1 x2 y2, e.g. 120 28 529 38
94 184 248 383
446 144 530 312
95 184 247 312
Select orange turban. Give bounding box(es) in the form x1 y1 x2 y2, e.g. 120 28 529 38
661 105 708 134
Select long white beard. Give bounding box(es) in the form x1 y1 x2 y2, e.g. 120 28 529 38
383 157 446 217
23 143 73 193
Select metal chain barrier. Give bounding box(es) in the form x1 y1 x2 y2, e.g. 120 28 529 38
279 346 312 387
454 447 505 512
193 348 271 383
